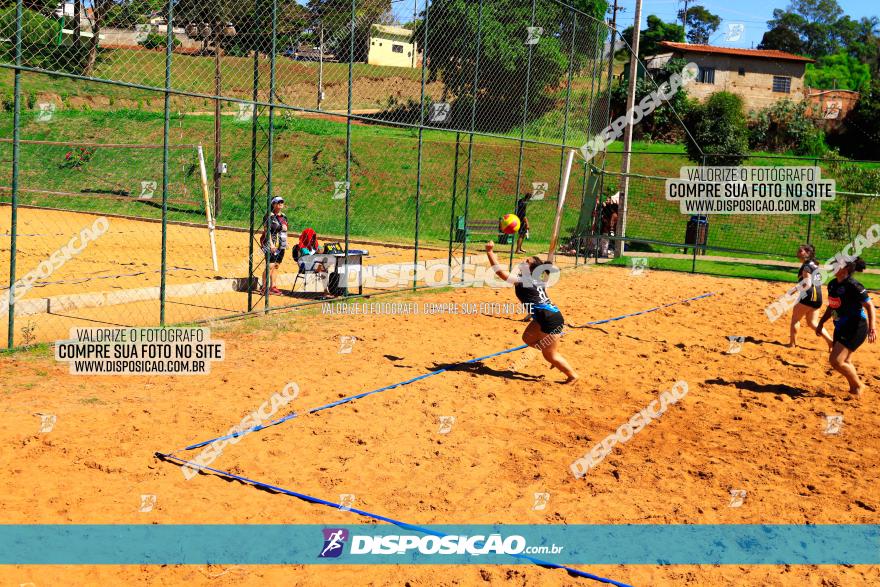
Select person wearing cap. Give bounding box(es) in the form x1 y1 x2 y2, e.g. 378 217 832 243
259 196 288 295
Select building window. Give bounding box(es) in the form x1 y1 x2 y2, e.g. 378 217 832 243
773 76 791 93
738 67 745 76
392 44 404 53
698 66 715 84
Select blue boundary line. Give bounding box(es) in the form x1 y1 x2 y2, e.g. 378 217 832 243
154 452 634 587
176 292 717 452
566 292 717 328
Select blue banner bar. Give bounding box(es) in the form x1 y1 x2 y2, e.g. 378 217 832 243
1 525 877 565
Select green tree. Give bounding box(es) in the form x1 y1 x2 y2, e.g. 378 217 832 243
415 0 607 132
620 15 684 58
804 50 871 92
174 0 308 55
836 16 880 73
764 0 850 58
103 0 164 28
307 0 393 62
609 58 693 142
682 5 720 45
758 25 805 54
835 78 880 159
684 91 749 166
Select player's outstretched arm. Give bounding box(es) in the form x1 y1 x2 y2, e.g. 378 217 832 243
485 241 513 282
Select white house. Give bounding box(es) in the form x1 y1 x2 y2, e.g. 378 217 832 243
367 24 417 68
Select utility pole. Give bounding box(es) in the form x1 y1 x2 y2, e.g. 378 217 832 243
679 0 691 43
616 0 642 257
606 0 625 98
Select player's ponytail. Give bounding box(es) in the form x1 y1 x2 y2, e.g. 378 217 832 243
846 257 867 273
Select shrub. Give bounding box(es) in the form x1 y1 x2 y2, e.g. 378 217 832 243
748 99 827 156
139 32 180 51
684 91 749 166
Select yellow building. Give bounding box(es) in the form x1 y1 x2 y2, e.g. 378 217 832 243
368 24 418 68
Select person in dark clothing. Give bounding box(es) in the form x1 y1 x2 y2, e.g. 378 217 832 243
514 193 531 254
598 193 619 258
259 196 288 295
789 244 832 348
816 257 876 397
485 240 578 383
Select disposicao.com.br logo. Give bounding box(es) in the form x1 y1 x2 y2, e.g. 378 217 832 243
318 528 563 557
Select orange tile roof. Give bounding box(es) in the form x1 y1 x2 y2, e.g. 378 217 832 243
659 41 815 63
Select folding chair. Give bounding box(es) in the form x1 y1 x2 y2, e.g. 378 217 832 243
291 245 329 294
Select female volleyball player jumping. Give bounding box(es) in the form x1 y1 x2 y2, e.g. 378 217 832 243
816 257 876 396
485 241 578 383
790 244 832 348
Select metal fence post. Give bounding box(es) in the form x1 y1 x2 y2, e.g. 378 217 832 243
7 0 23 348
247 6 260 314
159 0 175 326
555 10 577 264
342 0 356 295
447 132 461 284
509 0 537 270
461 0 484 279
807 157 818 244
264 0 278 313
574 162 587 267
413 0 431 291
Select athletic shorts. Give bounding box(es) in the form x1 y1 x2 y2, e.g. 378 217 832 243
533 308 564 335
833 318 868 352
798 286 822 310
267 248 285 264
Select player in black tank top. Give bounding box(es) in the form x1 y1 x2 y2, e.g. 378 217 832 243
816 257 876 397
485 241 578 384
789 244 832 348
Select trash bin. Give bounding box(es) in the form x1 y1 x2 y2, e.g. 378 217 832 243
684 215 708 255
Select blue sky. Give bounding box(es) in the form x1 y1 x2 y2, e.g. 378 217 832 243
387 0 877 50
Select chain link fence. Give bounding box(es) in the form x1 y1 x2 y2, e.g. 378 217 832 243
576 150 880 271
1 0 616 349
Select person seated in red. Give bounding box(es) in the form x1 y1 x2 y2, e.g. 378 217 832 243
296 228 333 298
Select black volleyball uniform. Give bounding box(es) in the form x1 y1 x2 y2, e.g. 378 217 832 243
514 280 564 334
798 259 822 309
261 212 288 264
828 276 870 351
